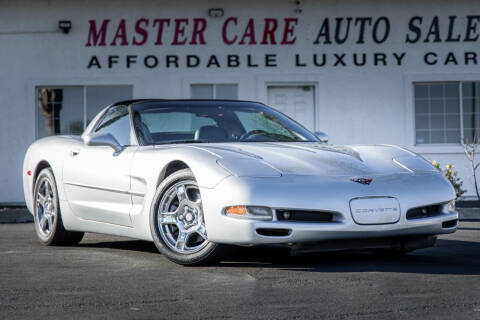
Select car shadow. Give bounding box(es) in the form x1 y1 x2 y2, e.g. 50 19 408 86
77 238 480 275
457 226 480 231
79 239 159 254
219 239 480 275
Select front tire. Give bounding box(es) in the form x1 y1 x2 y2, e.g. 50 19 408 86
150 169 223 265
33 168 84 246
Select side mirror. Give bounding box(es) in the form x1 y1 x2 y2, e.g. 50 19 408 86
314 131 329 144
83 133 124 153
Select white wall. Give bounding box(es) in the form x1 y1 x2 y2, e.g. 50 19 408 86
1 0 479 202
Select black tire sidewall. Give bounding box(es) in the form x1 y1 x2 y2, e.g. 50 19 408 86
33 168 60 245
149 169 220 265
33 168 84 246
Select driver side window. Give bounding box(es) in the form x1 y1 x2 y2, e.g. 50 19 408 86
95 105 131 146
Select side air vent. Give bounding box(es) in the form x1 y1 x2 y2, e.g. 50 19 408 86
406 204 442 220
276 210 334 223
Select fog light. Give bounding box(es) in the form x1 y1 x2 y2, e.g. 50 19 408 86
447 200 456 213
224 206 272 220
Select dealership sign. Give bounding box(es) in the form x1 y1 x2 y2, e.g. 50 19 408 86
85 16 480 69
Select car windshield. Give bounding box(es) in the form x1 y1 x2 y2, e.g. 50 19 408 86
132 101 318 145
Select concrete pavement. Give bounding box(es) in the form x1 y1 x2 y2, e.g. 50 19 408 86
0 222 479 319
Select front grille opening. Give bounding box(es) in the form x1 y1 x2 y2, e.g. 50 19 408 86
276 210 334 223
256 228 291 237
442 219 458 228
406 204 442 220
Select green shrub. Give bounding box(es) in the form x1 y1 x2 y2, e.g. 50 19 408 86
432 160 466 198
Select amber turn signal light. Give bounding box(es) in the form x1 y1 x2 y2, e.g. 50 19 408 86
224 206 273 221
225 206 246 215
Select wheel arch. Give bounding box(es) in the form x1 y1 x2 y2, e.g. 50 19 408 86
156 160 191 188
33 160 52 188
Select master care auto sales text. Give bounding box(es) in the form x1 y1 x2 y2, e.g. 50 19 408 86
85 15 480 69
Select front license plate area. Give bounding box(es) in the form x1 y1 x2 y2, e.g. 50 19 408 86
350 197 400 225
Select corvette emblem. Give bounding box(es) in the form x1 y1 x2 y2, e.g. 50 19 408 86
350 177 373 185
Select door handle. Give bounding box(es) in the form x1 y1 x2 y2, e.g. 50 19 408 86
70 149 80 157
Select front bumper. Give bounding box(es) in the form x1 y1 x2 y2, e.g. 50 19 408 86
205 211 458 244
201 173 458 245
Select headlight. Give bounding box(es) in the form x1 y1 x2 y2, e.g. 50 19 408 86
224 206 273 221
446 200 456 213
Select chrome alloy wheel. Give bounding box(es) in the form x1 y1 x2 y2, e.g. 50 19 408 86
35 177 56 237
157 180 208 254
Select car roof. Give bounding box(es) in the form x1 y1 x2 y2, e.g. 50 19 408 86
117 99 266 111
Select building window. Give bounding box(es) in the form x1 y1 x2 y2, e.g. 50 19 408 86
191 84 238 99
36 85 132 138
414 81 480 144
462 82 480 142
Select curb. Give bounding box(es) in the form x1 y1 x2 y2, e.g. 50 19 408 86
0 207 479 224
0 208 33 224
458 208 480 221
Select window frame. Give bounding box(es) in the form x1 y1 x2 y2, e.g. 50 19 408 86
35 85 85 138
190 83 238 100
413 80 480 146
413 81 462 145
34 84 133 139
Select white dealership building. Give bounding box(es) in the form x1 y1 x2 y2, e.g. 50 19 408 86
1 0 480 203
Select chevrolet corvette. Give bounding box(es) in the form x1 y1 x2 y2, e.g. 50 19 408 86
23 99 458 265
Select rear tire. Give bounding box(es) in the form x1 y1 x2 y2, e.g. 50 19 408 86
150 169 224 265
33 168 84 246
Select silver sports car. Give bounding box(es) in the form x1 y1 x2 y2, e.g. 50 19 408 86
23 99 458 265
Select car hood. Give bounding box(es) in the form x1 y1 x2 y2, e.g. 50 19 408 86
194 142 437 177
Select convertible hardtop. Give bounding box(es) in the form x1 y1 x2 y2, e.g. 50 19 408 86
112 99 265 110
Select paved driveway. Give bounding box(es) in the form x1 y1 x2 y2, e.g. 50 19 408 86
0 222 479 319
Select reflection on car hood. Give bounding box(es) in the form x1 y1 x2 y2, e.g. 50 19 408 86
193 142 436 177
